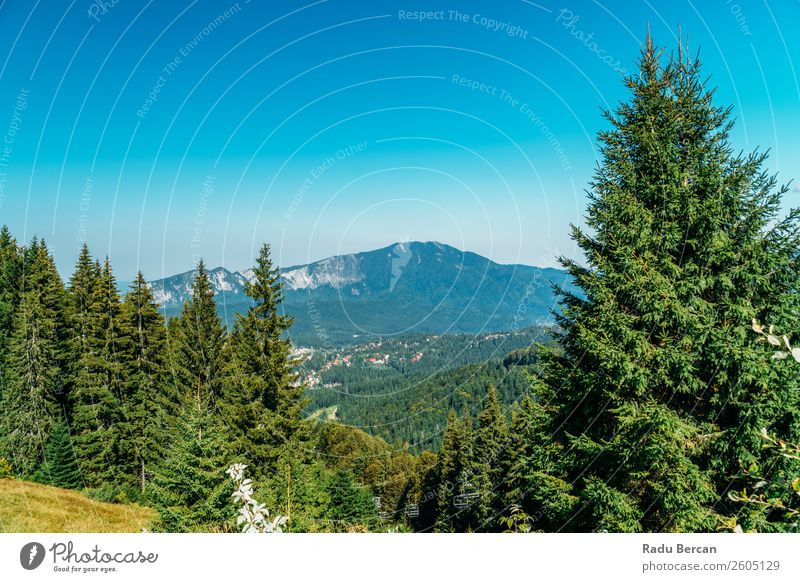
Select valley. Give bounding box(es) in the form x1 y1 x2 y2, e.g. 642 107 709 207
297 327 545 449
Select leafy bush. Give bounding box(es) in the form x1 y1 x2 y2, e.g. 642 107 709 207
84 483 139 505
0 458 13 479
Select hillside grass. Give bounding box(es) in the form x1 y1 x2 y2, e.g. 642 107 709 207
307 405 338 422
0 479 156 533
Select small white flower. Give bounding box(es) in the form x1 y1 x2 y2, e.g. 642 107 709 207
226 463 287 533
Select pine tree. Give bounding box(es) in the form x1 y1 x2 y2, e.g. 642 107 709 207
398 449 439 531
225 244 304 475
64 245 101 422
528 37 800 532
434 409 475 532
170 260 228 413
0 226 22 456
33 420 82 489
119 272 178 492
471 385 508 529
66 246 100 361
69 258 130 488
1 240 69 476
0 226 22 371
324 468 376 530
500 392 567 531
148 406 233 532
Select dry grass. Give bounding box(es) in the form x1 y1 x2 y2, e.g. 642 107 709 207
0 479 157 533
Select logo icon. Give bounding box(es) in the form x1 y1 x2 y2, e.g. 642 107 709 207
20 542 46 570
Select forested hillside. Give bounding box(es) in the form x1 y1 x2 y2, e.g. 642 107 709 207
301 329 543 448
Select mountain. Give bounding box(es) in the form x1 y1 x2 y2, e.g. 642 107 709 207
149 241 576 345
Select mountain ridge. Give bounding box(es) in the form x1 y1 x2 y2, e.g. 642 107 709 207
149 241 575 345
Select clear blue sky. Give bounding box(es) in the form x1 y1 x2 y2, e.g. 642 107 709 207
0 0 798 280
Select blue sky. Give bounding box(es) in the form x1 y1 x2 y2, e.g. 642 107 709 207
0 0 798 280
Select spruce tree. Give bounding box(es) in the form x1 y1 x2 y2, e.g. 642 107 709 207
528 37 800 532
434 410 475 532
33 420 82 490
148 406 233 532
120 272 178 492
324 468 376 530
170 260 228 412
471 385 508 529
0 226 22 456
398 449 439 531
1 240 69 475
0 226 22 372
66 246 100 363
64 245 101 423
225 244 304 474
69 258 130 488
500 392 567 530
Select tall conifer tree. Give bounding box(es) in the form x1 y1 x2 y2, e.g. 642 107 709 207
148 406 233 532
70 259 129 487
120 272 177 491
434 410 475 531
225 244 304 474
33 420 82 490
471 385 508 529
0 226 22 372
527 37 800 532
2 240 69 475
65 245 101 421
0 226 22 455
171 260 227 412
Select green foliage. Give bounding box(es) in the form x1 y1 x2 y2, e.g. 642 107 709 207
314 421 415 518
397 449 439 531
0 457 13 478
324 468 376 530
434 410 474 532
728 429 800 532
307 350 535 450
499 504 533 533
33 421 82 490
119 272 178 491
225 244 305 475
0 226 22 371
169 260 228 412
69 258 130 488
148 407 234 532
2 239 69 476
263 457 331 532
472 385 509 528
524 36 800 532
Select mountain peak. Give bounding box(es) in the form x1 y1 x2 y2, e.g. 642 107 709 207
149 242 575 345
